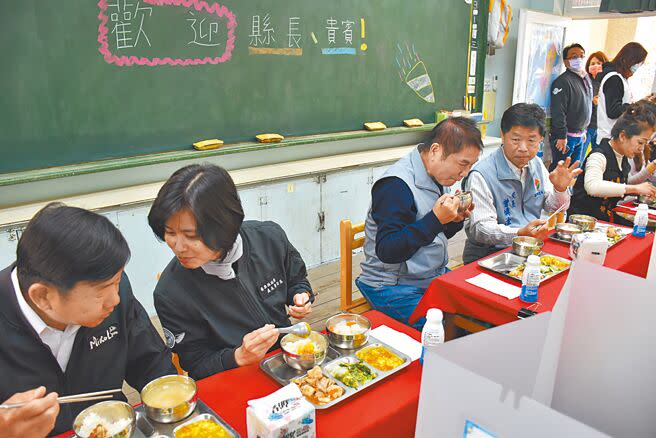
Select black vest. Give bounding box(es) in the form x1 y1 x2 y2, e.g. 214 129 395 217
569 138 630 223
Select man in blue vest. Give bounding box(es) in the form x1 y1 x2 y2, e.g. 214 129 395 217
357 117 483 330
463 103 583 264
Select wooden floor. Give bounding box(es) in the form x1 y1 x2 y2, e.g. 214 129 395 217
125 230 467 404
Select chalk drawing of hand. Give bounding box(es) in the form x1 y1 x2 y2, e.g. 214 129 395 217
396 42 435 103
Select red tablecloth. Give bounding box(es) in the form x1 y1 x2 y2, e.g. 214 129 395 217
410 229 654 327
614 200 656 221
56 311 421 438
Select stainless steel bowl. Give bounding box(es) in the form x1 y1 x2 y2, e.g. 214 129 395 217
73 400 136 438
511 236 544 257
568 214 597 231
281 331 328 370
326 313 371 349
456 191 473 213
555 222 583 241
140 375 197 424
638 194 656 207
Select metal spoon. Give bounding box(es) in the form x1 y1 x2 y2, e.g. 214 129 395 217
277 322 311 338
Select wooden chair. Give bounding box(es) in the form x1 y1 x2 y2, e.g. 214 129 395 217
339 219 371 314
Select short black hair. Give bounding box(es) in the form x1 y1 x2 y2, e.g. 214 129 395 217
148 164 244 257
418 117 483 156
563 43 585 59
16 203 130 294
611 100 656 139
500 103 547 137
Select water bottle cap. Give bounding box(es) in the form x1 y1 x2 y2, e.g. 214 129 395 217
526 255 540 265
638 203 648 210
426 308 443 322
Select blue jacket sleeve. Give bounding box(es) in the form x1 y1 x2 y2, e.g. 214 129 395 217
372 177 447 264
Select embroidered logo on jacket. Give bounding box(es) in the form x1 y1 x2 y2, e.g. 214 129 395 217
552 88 562 95
260 277 284 295
89 325 118 350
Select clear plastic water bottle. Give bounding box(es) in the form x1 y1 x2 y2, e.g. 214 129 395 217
520 255 541 303
420 308 445 365
633 203 648 238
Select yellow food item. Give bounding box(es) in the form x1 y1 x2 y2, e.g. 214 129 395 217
403 118 424 127
297 342 315 355
142 382 195 409
356 346 404 371
192 139 224 150
363 122 387 131
293 366 345 405
256 133 284 143
175 419 231 438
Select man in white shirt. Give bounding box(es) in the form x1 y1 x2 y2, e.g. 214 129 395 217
463 103 583 263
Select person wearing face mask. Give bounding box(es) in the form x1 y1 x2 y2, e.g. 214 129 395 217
596 42 648 145
357 117 482 330
149 165 314 380
570 100 656 224
0 204 175 436
463 103 583 264
548 43 593 171
585 51 609 153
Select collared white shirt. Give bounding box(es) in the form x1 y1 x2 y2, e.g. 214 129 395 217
467 152 571 247
11 268 81 372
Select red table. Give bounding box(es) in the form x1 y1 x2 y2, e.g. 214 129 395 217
410 229 654 327
614 200 656 222
57 311 422 438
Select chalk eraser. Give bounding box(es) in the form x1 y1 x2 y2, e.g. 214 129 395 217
364 122 387 131
403 118 424 127
256 133 284 143
192 139 224 150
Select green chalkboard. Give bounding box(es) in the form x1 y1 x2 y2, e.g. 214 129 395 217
0 0 483 174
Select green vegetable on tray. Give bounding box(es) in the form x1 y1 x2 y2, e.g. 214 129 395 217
329 361 377 388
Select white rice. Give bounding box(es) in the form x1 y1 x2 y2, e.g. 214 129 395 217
284 338 317 355
331 320 366 336
78 412 131 437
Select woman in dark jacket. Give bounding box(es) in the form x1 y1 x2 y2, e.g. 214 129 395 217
148 164 314 380
584 51 608 153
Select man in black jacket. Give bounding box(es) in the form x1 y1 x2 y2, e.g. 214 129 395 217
549 43 593 171
0 204 175 436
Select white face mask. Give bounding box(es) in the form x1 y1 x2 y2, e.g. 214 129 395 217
630 62 643 74
568 58 585 72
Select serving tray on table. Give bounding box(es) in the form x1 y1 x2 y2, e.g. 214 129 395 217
549 224 631 247
260 335 412 409
132 399 240 438
477 252 571 284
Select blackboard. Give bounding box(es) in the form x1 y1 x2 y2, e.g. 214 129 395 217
0 0 484 174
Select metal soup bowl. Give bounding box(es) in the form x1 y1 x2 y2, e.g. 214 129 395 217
568 214 597 231
325 313 371 349
140 375 197 424
281 331 328 371
456 191 473 213
73 400 136 438
555 223 583 241
511 236 544 257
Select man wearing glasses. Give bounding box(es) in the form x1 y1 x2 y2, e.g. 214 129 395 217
549 43 594 170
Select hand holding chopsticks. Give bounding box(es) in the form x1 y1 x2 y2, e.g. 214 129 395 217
533 204 567 231
0 388 122 409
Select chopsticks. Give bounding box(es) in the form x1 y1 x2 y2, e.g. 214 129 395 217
0 388 122 409
533 204 567 231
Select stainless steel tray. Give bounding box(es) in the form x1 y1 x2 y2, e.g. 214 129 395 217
134 399 240 438
549 225 631 247
477 251 571 283
260 336 412 410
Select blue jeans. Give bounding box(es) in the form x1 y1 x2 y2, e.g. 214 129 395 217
355 278 427 331
549 134 586 171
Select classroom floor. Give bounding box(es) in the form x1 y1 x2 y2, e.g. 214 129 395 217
124 230 467 404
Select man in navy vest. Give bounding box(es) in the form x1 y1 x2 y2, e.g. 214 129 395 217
358 117 483 330
463 103 583 264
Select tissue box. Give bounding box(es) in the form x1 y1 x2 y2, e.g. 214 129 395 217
247 384 316 438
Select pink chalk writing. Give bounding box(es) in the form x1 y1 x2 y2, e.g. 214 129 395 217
98 0 237 66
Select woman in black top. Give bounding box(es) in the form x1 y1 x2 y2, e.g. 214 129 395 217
584 51 608 153
570 101 656 224
148 164 314 380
